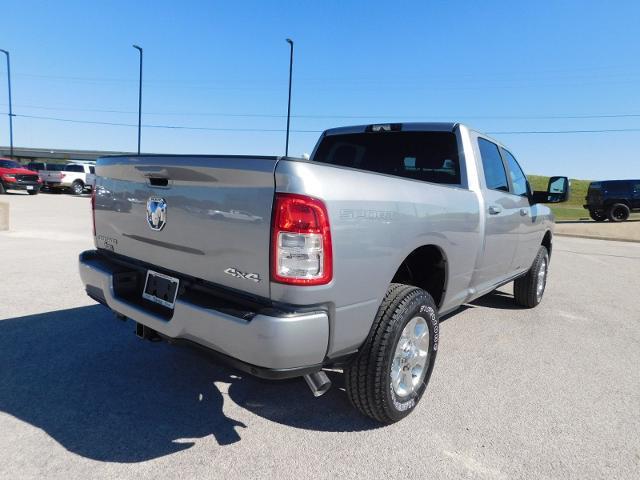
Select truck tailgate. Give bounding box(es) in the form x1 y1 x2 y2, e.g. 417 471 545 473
94 155 279 298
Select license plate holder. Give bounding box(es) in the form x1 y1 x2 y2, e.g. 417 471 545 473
26 186 34 190
142 270 180 309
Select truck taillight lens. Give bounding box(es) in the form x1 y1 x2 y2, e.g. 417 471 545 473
271 193 332 285
91 187 96 236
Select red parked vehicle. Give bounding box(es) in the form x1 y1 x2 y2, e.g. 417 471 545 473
0 158 42 195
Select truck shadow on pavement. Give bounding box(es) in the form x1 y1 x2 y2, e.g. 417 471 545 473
469 290 523 310
0 305 379 463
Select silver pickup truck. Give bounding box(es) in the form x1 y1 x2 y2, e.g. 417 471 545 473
79 122 568 423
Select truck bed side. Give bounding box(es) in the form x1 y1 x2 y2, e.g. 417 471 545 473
273 158 482 357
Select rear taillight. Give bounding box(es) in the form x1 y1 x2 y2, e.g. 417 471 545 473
91 188 96 236
271 193 332 285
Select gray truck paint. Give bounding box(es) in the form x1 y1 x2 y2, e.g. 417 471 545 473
80 123 554 370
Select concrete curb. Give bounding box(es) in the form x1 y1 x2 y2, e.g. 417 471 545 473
0 201 9 231
555 233 640 243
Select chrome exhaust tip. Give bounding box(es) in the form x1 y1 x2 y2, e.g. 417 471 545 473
303 371 332 397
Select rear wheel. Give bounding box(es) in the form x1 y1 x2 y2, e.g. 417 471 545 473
514 246 549 308
345 283 439 424
589 209 607 222
608 203 630 222
27 190 39 195
71 180 84 195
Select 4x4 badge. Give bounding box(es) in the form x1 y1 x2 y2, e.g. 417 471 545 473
224 268 261 283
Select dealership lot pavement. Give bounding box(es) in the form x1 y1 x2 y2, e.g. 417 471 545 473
1 192 639 480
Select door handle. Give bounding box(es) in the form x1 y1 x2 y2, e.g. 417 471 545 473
488 205 502 215
520 208 529 216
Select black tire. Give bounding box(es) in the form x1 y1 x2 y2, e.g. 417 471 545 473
608 203 630 222
27 190 39 195
71 180 84 195
589 210 607 222
345 283 439 424
514 246 549 308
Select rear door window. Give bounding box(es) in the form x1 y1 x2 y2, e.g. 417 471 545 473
89 166 95 174
501 148 529 197
313 131 461 185
477 138 509 192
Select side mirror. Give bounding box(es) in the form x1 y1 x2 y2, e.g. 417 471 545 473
531 176 570 204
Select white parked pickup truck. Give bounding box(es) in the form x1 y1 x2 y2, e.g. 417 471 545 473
48 162 96 195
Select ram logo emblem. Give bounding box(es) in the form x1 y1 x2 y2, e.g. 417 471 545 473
146 197 167 231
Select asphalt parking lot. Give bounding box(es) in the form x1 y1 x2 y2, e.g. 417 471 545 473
1 192 639 480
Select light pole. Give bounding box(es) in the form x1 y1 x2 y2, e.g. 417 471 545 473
285 38 294 157
132 44 143 155
0 49 13 158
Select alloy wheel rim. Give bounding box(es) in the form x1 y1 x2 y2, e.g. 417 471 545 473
391 316 430 398
536 257 547 301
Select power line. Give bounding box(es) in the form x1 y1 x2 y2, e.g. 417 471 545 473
12 113 324 133
10 113 640 135
489 128 640 135
3 103 640 120
7 63 640 84
487 128 640 135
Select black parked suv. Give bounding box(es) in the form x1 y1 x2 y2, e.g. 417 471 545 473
584 180 640 222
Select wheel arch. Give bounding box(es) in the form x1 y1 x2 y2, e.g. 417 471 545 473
390 244 448 308
542 230 552 258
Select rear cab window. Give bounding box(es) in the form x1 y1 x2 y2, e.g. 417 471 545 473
477 138 509 192
312 131 462 185
64 164 85 173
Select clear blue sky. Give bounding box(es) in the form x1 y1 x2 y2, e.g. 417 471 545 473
1 0 639 179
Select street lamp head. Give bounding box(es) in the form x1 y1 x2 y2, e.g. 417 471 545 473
132 44 143 52
0 49 8 55
285 38 293 45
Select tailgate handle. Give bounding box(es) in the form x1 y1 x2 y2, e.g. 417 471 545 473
147 177 169 187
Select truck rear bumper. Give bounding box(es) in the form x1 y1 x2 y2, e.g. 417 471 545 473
78 250 329 376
